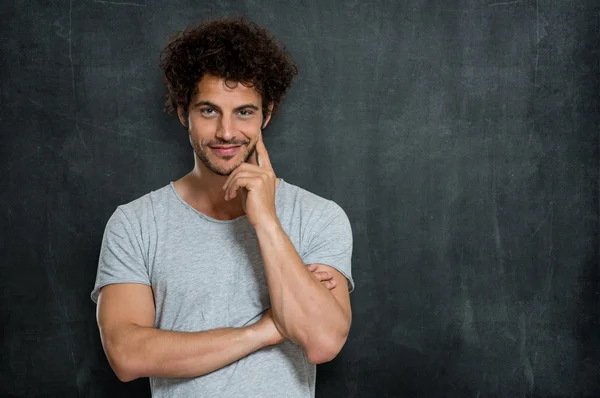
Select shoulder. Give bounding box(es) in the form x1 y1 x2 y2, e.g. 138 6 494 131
278 179 350 229
279 178 330 211
109 183 172 228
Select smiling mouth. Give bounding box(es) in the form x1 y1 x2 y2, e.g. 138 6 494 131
210 146 242 157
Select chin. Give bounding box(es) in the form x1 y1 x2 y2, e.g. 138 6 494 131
208 156 245 176
195 145 252 176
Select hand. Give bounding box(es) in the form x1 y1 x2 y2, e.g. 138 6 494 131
222 133 278 228
308 263 337 290
257 308 286 346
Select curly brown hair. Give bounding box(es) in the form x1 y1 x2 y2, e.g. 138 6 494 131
159 18 298 121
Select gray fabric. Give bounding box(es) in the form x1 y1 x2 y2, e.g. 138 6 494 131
91 178 354 398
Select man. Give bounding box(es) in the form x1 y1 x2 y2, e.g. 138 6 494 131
91 18 354 397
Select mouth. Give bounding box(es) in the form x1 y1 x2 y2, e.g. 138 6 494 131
210 145 243 157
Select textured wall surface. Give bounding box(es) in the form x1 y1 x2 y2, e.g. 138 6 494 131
1 1 598 396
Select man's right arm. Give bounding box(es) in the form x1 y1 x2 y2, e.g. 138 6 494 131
96 283 283 382
96 265 336 382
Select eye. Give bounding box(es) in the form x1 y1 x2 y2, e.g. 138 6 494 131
200 108 217 116
238 109 254 117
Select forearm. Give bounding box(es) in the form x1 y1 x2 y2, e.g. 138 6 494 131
254 220 350 362
104 322 268 381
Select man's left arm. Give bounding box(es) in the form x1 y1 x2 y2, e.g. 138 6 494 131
254 207 353 364
222 134 353 364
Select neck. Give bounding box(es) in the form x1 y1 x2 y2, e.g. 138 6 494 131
174 162 244 219
173 158 281 221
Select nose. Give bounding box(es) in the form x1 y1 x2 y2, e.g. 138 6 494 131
216 114 234 141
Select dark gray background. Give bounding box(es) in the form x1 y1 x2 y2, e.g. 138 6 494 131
1 0 599 397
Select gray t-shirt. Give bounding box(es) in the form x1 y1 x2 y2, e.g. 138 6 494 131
91 178 354 397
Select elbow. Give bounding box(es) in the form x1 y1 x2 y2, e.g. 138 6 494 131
305 332 349 365
305 315 352 364
113 365 138 383
107 348 141 382
102 334 142 382
306 340 342 364
306 348 337 365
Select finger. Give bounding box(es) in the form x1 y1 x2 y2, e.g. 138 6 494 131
224 171 245 200
312 271 334 282
222 163 252 192
254 133 273 170
222 166 240 191
247 146 260 166
246 134 260 166
307 263 317 271
226 176 258 201
323 279 337 290
223 169 258 197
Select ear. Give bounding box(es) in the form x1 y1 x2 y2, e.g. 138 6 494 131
177 106 188 128
261 103 275 129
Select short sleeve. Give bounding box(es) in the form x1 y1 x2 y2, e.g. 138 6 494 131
302 201 355 292
90 207 151 303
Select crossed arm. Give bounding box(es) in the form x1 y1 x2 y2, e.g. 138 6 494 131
254 220 352 364
97 283 274 381
97 240 351 382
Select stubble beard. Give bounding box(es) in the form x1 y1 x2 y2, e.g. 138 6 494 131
190 135 257 176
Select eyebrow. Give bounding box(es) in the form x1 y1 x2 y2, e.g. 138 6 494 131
193 100 260 112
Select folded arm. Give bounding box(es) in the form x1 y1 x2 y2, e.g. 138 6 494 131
96 266 338 382
96 283 281 382
255 221 352 364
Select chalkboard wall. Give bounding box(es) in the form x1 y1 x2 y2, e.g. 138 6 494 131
1 0 599 397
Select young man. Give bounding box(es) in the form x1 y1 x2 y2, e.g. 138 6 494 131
91 18 354 397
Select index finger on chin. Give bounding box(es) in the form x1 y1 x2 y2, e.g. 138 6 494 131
255 133 273 170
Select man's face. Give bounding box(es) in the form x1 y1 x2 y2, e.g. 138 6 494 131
179 74 271 176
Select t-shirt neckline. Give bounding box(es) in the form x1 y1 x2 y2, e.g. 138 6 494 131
168 178 286 224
